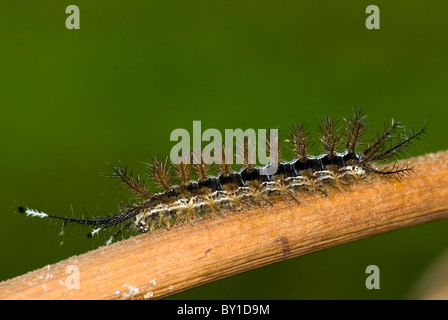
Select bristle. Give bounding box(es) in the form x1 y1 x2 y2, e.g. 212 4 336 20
149 157 172 192
363 125 425 163
268 129 284 162
275 176 299 204
320 116 341 157
242 136 255 172
113 165 153 198
291 123 310 162
215 146 231 176
345 108 368 153
363 162 414 176
362 119 401 160
175 162 191 184
193 149 209 181
174 153 191 184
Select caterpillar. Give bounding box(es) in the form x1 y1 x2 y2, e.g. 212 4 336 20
18 109 426 245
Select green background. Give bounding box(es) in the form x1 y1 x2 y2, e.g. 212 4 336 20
1 1 447 299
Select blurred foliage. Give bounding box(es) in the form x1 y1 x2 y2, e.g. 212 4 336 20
0 1 447 299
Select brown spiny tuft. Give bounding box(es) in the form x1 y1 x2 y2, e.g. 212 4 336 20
291 123 310 162
363 120 401 161
363 124 426 163
149 157 172 192
345 108 368 153
113 165 153 198
242 136 255 172
320 116 341 157
193 149 210 181
174 153 191 185
215 146 231 176
266 129 283 163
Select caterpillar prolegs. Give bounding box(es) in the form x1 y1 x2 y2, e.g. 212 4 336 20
19 109 426 244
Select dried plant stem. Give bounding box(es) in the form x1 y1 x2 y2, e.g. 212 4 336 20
1 151 448 300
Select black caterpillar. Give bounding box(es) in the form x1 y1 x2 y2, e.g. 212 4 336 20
19 109 426 244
